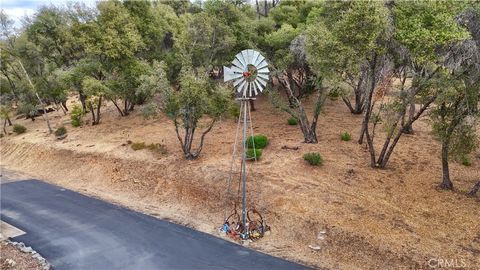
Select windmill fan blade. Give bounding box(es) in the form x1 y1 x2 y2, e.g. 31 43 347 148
236 52 247 68
231 65 244 74
252 81 258 96
252 51 260 66
237 80 247 94
257 60 268 70
247 49 254 64
257 67 269 74
254 80 264 93
241 50 250 65
232 58 244 70
224 66 242 82
233 77 244 87
256 76 268 87
242 81 249 96
254 55 265 66
257 73 269 81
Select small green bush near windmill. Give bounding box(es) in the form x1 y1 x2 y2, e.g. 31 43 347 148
303 152 323 166
341 131 351 141
246 148 262 160
54 126 67 137
247 135 268 149
13 124 26 134
287 117 298 125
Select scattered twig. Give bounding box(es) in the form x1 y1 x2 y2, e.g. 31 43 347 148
281 145 299 150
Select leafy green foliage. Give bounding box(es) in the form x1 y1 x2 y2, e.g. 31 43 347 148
461 155 472 166
303 152 323 166
80 1 144 60
246 148 262 160
327 87 341 101
54 126 67 137
247 135 269 149
140 103 159 119
341 131 351 141
394 1 470 64
13 124 26 134
305 1 388 96
287 117 298 125
163 69 231 159
228 103 240 119
70 105 84 127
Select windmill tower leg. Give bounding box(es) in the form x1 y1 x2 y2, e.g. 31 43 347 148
241 99 248 234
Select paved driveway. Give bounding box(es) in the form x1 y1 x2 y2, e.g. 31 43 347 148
0 179 309 270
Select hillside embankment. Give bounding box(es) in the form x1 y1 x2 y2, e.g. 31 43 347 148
1 97 479 269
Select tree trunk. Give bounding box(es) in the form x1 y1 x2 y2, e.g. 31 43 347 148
79 91 87 112
440 141 453 190
359 54 378 167
18 60 52 134
278 73 320 144
91 96 102 125
89 102 96 125
123 100 130 116
61 100 68 112
297 113 318 143
402 100 415 134
111 99 125 116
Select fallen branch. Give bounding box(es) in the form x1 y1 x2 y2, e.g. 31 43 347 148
281 145 299 150
468 181 480 197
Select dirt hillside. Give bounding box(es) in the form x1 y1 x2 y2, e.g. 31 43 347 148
1 95 479 269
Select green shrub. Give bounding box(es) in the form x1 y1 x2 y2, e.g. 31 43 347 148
131 142 146 151
303 152 323 166
54 126 67 137
287 117 298 125
70 105 84 127
246 148 262 160
328 87 341 101
228 104 240 119
13 124 26 134
141 103 158 119
247 135 268 149
0 133 4 138
370 114 382 124
461 155 472 166
147 143 168 155
341 131 351 141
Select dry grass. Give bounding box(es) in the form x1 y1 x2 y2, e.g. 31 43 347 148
1 95 479 269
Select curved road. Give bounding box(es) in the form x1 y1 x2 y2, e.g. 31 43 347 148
0 179 310 270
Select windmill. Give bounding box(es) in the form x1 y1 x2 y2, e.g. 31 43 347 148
221 49 270 241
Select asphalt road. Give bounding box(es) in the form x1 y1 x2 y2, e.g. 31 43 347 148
0 179 310 270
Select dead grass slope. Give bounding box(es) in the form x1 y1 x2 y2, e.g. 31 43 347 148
1 97 479 269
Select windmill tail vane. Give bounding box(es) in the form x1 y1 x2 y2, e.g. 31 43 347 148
220 49 270 242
